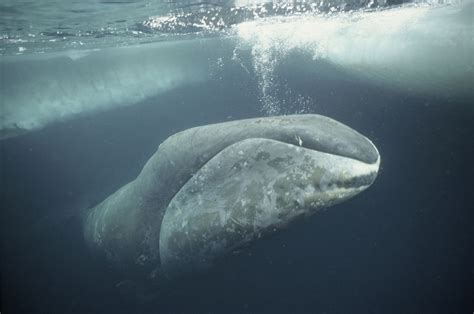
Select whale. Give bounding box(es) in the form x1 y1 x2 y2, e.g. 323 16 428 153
82 114 380 282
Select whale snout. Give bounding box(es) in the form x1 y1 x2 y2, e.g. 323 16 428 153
278 115 380 196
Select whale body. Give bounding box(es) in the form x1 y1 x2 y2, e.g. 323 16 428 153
83 114 380 281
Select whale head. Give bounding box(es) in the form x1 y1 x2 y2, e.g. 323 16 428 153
83 115 380 281
158 115 380 278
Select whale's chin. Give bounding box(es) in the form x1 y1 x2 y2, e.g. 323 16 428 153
83 114 380 282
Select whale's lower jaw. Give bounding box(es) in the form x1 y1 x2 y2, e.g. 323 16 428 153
159 138 379 278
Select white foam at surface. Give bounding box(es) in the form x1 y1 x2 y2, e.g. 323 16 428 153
234 1 474 113
1 1 472 138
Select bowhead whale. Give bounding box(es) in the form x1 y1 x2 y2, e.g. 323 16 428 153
83 114 380 282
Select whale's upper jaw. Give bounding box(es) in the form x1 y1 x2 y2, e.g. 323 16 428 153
241 114 380 165
260 115 377 164
261 115 381 193
220 114 382 192
251 118 381 189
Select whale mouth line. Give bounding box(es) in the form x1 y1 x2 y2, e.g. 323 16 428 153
271 135 381 166
172 136 380 205
202 136 380 170
198 134 379 170
331 172 378 190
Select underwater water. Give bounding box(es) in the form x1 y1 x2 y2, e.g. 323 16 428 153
1 0 473 313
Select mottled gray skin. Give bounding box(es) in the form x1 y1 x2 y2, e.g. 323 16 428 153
83 114 380 281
